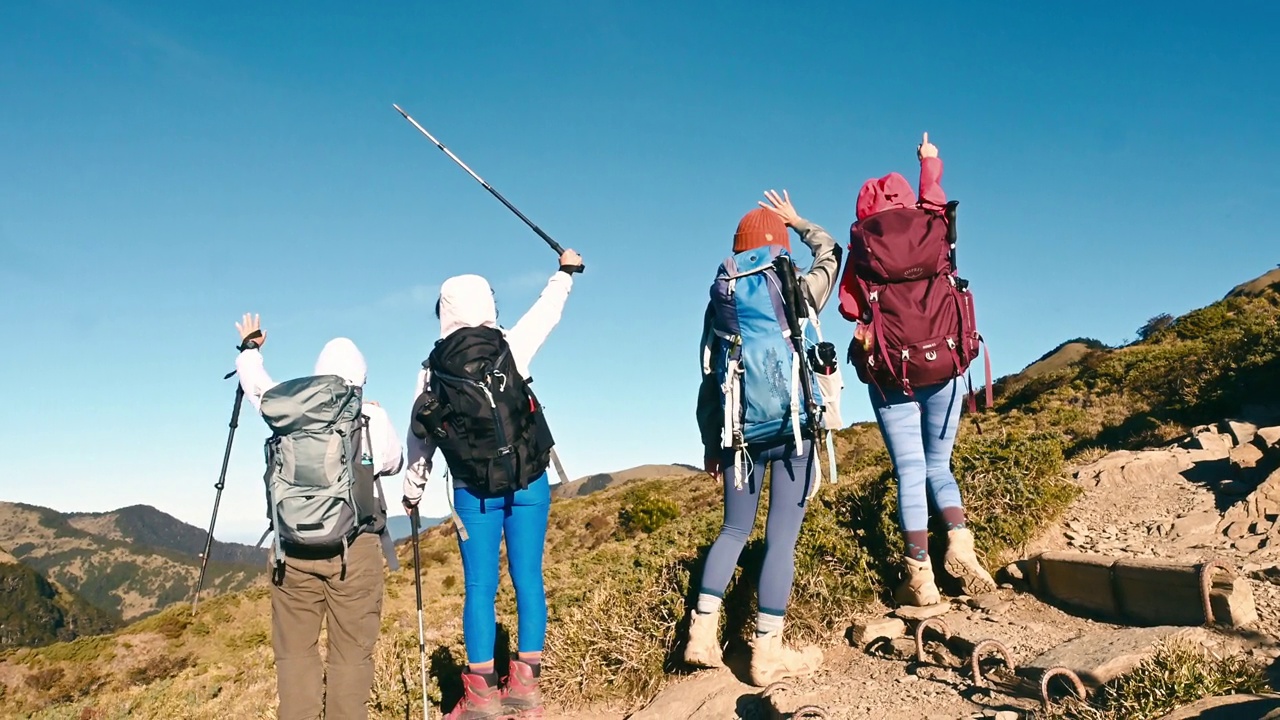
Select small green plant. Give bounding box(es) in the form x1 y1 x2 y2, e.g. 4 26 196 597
617 491 681 536
1052 641 1269 719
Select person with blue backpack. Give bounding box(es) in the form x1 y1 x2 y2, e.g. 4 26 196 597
686 191 843 685
232 314 405 720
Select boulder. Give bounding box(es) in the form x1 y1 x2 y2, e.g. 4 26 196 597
628 670 759 719
1256 427 1280 452
1225 420 1260 447
1024 626 1208 689
1189 432 1233 455
892 603 953 621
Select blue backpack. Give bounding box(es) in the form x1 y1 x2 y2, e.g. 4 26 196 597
709 245 835 488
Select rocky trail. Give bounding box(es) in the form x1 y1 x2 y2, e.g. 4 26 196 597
579 420 1280 720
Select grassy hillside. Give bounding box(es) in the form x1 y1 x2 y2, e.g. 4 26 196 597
0 502 262 623
0 552 116 650
0 269 1275 719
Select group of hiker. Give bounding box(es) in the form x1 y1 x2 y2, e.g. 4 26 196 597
231 132 995 720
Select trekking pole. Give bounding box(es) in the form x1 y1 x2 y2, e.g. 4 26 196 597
411 507 432 720
773 257 822 434
192 372 246 614
392 104 584 274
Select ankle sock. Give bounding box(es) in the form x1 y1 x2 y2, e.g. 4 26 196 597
695 593 723 616
756 611 785 637
517 653 542 678
941 507 967 531
904 529 929 561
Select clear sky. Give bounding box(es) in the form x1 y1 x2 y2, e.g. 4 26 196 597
2 1 1277 543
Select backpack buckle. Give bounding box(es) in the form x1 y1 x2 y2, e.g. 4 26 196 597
900 349 910 361
868 291 879 303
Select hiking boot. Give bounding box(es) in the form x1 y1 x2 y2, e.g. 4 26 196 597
501 660 544 718
895 555 941 607
944 528 997 596
444 672 510 720
749 629 823 687
683 610 725 668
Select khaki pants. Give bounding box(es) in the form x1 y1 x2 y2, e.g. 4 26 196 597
272 532 385 720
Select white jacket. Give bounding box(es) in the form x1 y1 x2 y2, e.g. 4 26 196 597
235 337 405 478
402 271 573 502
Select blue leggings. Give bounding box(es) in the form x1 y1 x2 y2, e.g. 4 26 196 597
699 440 814 618
870 377 965 535
453 474 551 664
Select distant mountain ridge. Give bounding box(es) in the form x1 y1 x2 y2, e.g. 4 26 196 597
0 545 116 650
0 501 263 623
552 463 701 500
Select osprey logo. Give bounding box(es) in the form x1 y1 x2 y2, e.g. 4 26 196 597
903 266 926 279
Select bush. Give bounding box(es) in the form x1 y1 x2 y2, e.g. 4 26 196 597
617 491 681 536
1137 313 1174 341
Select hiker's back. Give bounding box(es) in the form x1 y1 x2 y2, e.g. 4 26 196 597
417 325 554 496
260 375 384 556
843 202 983 395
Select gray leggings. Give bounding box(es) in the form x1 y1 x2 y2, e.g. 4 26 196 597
698 439 814 617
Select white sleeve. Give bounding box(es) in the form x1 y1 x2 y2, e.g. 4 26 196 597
403 368 435 503
234 349 276 413
362 404 404 477
505 271 573 376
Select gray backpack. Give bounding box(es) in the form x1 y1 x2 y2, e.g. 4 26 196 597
259 375 397 579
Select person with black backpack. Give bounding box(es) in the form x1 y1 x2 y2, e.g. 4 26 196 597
232 314 405 720
402 249 580 720
686 190 843 686
837 133 996 608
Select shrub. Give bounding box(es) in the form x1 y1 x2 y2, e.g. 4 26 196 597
617 491 681 536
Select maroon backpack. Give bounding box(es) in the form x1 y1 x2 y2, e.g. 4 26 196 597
838 201 992 406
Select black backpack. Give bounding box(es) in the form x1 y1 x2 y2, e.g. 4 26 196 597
411 326 555 496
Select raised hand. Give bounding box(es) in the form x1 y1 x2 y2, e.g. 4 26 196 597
235 313 267 349
759 189 801 227
917 132 938 160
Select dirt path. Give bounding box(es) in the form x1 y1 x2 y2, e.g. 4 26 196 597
605 423 1280 719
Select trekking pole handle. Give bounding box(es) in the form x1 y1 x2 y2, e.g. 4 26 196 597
393 104 584 274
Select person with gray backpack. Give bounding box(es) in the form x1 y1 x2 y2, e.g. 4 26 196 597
233 313 404 720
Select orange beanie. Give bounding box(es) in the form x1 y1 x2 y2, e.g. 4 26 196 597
732 208 790 253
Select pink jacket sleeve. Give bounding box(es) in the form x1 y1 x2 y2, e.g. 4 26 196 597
919 157 946 208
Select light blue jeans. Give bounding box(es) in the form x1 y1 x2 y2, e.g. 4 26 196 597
870 377 965 535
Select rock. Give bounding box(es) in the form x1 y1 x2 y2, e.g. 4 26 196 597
1155 693 1280 720
628 669 759 719
874 637 920 661
1002 561 1027 582
1223 520 1252 540
1236 535 1268 553
1190 431 1233 454
1231 443 1266 474
994 713 1019 720
1226 420 1260 447
1067 520 1089 534
1170 510 1221 540
892 602 953 621
850 617 906 647
1209 573 1259 627
1025 626 1208 688
1256 427 1280 452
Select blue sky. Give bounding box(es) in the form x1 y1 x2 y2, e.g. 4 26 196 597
2 1 1276 543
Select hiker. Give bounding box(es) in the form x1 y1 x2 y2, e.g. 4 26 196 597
233 314 405 720
402 248 581 720
686 190 842 686
838 133 996 607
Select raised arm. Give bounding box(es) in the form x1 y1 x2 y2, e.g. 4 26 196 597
233 313 274 413
757 190 841 312
505 249 580 376
917 132 946 208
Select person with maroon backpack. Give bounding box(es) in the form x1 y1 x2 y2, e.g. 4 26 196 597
838 133 995 607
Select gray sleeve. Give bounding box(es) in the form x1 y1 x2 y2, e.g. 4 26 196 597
791 218 841 312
